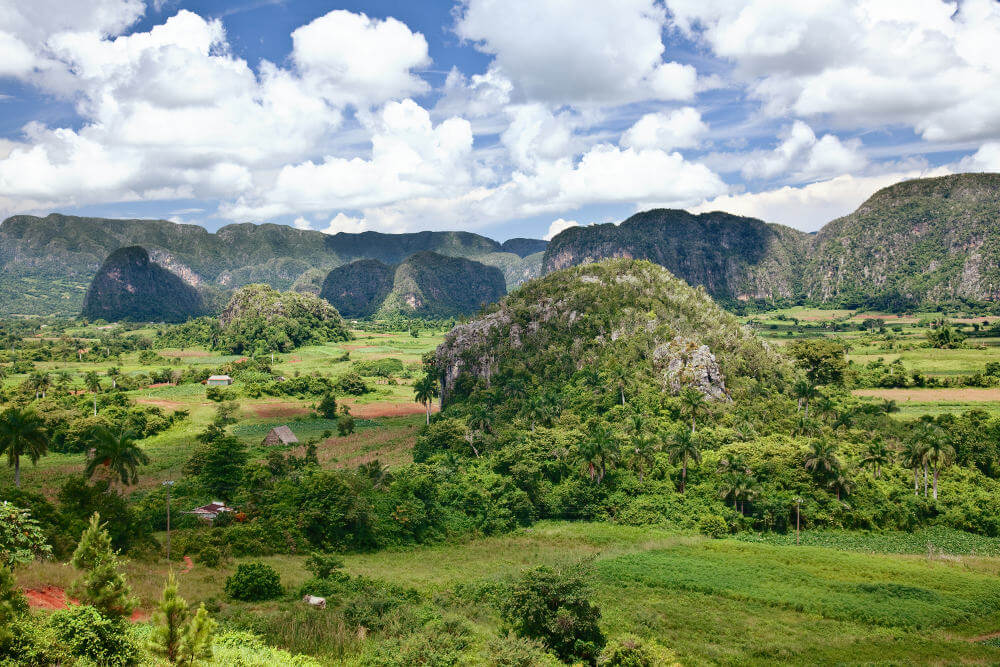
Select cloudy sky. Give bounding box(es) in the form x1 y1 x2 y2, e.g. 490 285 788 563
1 0 999 241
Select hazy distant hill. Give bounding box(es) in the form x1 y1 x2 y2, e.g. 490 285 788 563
80 247 205 322
543 209 809 304
0 213 545 315
321 251 507 319
543 173 1000 309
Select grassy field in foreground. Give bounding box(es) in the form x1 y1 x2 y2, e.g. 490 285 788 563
17 521 1000 664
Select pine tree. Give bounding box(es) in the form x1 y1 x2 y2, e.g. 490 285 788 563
177 603 215 666
69 513 136 621
0 565 28 651
152 573 189 663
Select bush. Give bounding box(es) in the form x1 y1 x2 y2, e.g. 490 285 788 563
49 605 139 666
198 545 222 568
318 393 338 419
206 386 236 402
225 563 283 601
335 371 372 395
337 413 356 436
698 514 729 539
305 551 344 579
499 563 605 663
598 634 678 666
487 632 561 666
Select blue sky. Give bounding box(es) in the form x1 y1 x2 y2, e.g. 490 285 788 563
1 0 998 241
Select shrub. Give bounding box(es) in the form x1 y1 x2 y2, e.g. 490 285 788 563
698 514 729 539
305 551 345 580
318 393 338 419
598 634 679 666
225 562 283 601
337 413 356 436
198 545 222 568
499 563 605 663
49 605 139 667
487 632 561 666
335 371 372 395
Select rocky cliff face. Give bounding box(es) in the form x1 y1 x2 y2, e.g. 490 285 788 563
542 209 809 304
81 247 204 322
435 259 786 407
319 259 395 319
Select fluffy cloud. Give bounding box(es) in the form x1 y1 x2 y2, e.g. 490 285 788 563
455 0 697 105
621 107 708 151
741 121 866 182
692 167 951 231
544 218 579 240
291 10 430 107
959 142 1000 172
667 0 1000 141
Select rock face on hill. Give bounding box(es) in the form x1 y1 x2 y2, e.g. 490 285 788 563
434 259 786 407
321 252 507 319
802 173 1000 308
81 247 204 322
319 259 395 319
542 209 809 304
0 213 546 316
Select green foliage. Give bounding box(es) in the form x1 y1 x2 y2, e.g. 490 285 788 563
698 514 729 539
786 339 847 385
598 634 678 666
486 633 561 666
0 565 28 653
151 573 188 663
335 370 372 395
499 562 605 663
305 551 345 580
70 513 136 621
337 412 356 437
0 503 51 568
177 604 215 666
185 426 247 501
0 405 49 488
225 562 283 601
49 604 140 666
218 284 350 354
926 322 967 349
317 393 338 420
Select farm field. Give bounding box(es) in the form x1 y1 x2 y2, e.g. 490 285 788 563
14 521 1000 665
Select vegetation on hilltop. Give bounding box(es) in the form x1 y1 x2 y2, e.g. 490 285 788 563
319 259 396 320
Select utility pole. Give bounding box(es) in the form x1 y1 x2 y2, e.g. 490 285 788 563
163 480 175 562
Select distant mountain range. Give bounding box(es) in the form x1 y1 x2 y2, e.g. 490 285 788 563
321 251 507 319
4 173 999 318
0 214 545 316
544 173 1000 310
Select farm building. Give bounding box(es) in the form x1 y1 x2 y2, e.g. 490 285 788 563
263 425 299 446
206 375 232 386
187 501 233 523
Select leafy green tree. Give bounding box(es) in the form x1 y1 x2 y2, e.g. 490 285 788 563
603 364 629 406
0 564 29 654
84 371 102 416
786 339 847 385
70 513 136 621
827 470 854 501
318 393 338 420
679 387 707 433
84 427 150 489
923 429 955 500
665 428 701 494
107 367 121 390
499 563 605 663
190 430 247 502
862 441 891 479
804 440 841 479
792 379 818 417
0 406 49 488
224 562 283 601
413 374 439 425
0 503 52 568
579 421 616 483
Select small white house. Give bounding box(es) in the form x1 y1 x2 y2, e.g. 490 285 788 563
187 501 233 523
206 375 233 386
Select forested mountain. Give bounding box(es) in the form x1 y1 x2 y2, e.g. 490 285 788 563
0 213 545 315
321 251 507 319
543 173 1000 310
80 246 205 323
802 173 1000 309
543 210 809 304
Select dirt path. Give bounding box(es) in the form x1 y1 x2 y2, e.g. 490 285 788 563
852 388 1000 402
26 585 148 622
966 630 1000 643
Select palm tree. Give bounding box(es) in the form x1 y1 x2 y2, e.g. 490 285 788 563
665 428 701 494
912 421 946 497
792 379 818 417
626 413 655 482
679 387 708 434
862 441 891 479
580 422 616 483
28 371 49 399
719 470 758 513
107 367 121 390
413 374 439 425
900 439 927 497
84 427 150 489
827 470 853 501
804 440 841 477
603 364 629 406
922 429 954 500
0 406 49 488
84 371 101 416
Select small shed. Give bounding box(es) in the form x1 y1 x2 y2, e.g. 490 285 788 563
263 425 299 447
206 375 232 386
188 501 233 523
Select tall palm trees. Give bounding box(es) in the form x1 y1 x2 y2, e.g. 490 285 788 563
107 367 121 390
792 379 818 417
804 440 841 477
665 428 701 494
0 406 49 488
84 371 101 416
84 427 150 489
413 374 439 425
580 421 616 483
900 439 927 497
862 441 891 479
679 387 708 434
920 425 954 500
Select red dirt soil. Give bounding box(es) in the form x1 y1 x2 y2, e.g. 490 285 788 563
26 587 151 623
344 401 438 419
251 402 312 419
